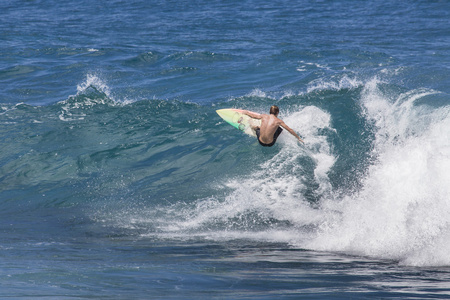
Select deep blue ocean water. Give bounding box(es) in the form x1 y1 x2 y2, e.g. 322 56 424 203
1 0 450 298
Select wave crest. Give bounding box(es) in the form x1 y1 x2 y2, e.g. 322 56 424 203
57 74 120 121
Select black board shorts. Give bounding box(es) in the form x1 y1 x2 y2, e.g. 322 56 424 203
255 127 283 147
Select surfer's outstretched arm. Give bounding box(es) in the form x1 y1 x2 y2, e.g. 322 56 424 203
279 121 304 144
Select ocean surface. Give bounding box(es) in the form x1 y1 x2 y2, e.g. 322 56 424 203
1 0 450 298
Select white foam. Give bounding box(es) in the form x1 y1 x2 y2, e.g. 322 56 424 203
304 79 450 266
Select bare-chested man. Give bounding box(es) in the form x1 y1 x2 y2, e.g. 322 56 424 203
243 105 304 147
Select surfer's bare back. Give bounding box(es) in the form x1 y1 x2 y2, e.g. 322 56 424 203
243 105 304 147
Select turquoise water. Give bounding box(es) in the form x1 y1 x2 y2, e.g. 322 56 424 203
1 0 450 298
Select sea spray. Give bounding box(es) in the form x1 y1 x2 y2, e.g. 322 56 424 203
306 79 450 266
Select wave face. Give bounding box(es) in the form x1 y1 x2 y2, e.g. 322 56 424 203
2 72 449 267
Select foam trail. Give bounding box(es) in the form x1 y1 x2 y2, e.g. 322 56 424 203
167 106 336 240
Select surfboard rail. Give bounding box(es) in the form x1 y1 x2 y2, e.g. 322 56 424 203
216 108 261 137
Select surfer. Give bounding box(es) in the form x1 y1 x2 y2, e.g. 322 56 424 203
243 105 304 147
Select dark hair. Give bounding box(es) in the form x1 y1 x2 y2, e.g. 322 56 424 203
269 105 279 115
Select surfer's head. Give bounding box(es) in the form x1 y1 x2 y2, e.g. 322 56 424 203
269 105 279 116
